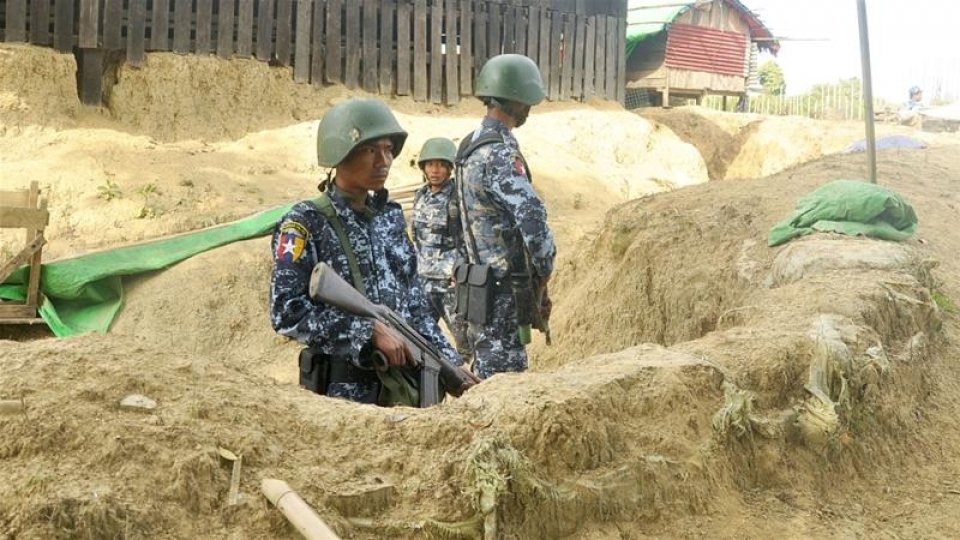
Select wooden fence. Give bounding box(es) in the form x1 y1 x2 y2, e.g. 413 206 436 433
0 0 627 106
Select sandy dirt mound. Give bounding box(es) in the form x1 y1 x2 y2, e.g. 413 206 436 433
537 145 960 366
0 44 79 130
4 43 960 539
638 106 951 181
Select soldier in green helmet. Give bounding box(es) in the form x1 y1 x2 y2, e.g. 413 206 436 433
452 54 557 379
411 137 472 358
270 98 472 404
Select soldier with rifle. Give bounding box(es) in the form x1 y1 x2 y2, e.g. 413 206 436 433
269 98 479 405
452 54 556 379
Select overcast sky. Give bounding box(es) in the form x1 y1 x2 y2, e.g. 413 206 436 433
745 0 960 103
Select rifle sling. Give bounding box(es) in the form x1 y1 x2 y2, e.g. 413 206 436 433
312 193 365 292
454 130 500 264
312 192 443 407
454 129 535 269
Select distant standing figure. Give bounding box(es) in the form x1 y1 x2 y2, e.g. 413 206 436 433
898 86 924 126
411 137 472 358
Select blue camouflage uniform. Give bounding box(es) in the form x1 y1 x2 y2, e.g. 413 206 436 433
458 116 556 379
270 184 462 403
411 180 472 356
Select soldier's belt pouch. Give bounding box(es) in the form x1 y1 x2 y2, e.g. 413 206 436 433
454 263 494 325
298 347 329 395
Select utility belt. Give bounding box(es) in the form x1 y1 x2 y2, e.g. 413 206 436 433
452 263 515 325
298 348 378 395
298 348 421 407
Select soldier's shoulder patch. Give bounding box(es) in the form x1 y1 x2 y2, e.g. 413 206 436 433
512 155 526 177
275 221 309 263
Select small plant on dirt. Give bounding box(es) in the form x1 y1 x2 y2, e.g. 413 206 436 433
136 182 162 219
932 290 956 314
572 193 583 210
96 179 122 201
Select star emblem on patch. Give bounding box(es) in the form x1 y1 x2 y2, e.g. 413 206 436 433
275 222 309 263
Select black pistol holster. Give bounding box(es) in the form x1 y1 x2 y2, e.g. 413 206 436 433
298 347 329 394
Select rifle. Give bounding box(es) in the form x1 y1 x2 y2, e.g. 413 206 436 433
308 262 480 407
511 274 552 346
509 240 552 346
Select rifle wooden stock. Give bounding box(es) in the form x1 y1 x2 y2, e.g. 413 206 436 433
309 263 475 405
308 264 380 319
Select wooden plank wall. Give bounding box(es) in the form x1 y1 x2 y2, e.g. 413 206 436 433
0 0 628 105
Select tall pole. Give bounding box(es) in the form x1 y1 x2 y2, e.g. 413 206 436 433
857 0 877 183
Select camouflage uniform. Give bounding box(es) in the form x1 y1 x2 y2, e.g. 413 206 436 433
459 117 556 379
411 180 472 356
270 184 462 403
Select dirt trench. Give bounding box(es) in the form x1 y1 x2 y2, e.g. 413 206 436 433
0 222 947 540
636 106 945 181
4 43 960 538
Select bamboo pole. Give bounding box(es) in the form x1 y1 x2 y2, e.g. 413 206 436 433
261 479 341 540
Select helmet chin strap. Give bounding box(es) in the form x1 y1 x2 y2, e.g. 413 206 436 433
317 170 333 192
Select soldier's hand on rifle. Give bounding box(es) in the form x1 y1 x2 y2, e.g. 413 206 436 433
372 320 414 368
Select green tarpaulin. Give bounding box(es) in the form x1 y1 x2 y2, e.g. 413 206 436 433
0 201 306 337
768 180 918 247
625 2 689 58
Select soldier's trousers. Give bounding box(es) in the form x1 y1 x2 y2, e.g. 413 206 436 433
468 292 527 379
424 278 473 357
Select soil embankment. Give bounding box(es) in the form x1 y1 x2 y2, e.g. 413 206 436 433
3 43 960 538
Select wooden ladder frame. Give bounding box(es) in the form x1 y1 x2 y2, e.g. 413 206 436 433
0 181 49 325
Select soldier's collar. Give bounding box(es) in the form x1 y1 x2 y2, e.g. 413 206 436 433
327 182 386 217
481 116 510 132
424 179 454 196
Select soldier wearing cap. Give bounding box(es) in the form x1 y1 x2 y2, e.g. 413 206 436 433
455 54 557 379
411 137 472 358
269 98 465 403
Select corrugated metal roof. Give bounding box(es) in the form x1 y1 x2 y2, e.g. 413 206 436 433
665 23 748 76
626 0 778 56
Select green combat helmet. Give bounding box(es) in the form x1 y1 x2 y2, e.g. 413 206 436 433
474 54 546 106
417 137 457 169
316 98 408 168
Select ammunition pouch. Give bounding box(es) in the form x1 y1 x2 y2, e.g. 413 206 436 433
299 348 379 395
453 263 506 324
298 347 329 394
367 351 432 408
376 366 421 407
